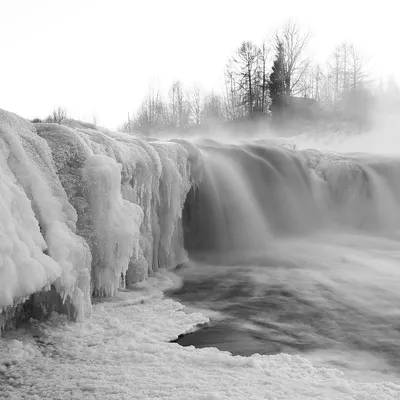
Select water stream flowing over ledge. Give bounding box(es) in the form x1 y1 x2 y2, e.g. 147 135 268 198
2 108 400 388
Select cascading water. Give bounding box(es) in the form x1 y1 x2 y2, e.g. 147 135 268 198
183 140 323 257
3 105 400 388
173 138 400 383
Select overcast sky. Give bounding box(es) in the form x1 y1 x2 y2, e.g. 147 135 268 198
1 0 398 128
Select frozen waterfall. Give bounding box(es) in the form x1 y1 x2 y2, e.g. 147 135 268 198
3 106 400 334
0 109 202 328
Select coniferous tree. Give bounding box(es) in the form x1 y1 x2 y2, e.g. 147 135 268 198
268 41 286 118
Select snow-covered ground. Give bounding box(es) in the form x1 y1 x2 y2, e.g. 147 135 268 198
1 272 399 400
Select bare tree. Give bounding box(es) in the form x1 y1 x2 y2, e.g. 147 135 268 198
225 40 271 120
348 44 367 89
127 85 168 134
298 63 324 100
202 92 224 125
235 41 259 116
256 41 271 113
224 64 244 121
168 81 190 131
322 42 369 108
187 85 203 126
225 41 259 118
340 43 350 93
276 20 311 96
313 64 323 101
46 107 67 124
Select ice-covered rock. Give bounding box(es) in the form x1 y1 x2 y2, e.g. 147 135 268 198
0 111 91 323
0 110 202 326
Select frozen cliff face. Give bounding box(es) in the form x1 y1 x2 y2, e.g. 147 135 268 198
34 123 144 296
0 110 203 327
0 110 92 324
150 140 202 273
81 154 143 296
36 122 202 286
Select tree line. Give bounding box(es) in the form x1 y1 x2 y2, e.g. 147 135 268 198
120 20 389 135
30 20 400 133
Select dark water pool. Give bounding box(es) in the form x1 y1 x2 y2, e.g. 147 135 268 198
166 239 400 383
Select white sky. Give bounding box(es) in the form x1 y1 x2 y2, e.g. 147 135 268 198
1 0 398 129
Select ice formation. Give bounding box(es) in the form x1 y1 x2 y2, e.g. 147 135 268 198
0 109 202 326
3 107 400 325
3 105 400 326
0 111 91 324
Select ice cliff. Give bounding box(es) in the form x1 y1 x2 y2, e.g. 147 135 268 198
0 109 202 328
